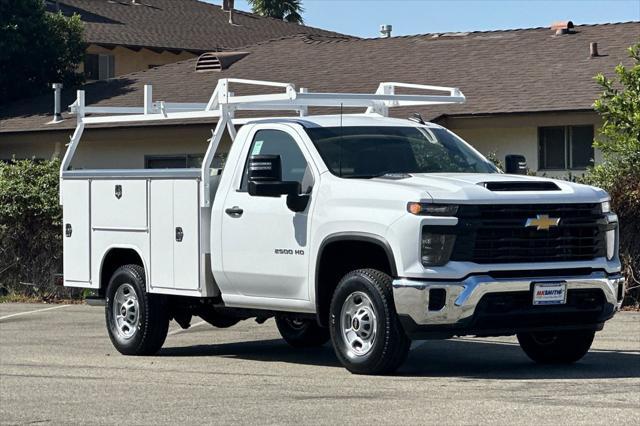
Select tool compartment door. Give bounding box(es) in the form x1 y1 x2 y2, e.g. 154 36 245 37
173 180 200 290
150 180 174 289
62 180 92 286
149 179 200 291
91 180 148 230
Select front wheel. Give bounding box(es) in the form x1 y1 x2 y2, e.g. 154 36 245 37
275 315 330 348
329 269 410 375
517 330 595 364
105 264 169 355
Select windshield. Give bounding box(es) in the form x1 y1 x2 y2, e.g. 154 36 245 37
306 126 499 178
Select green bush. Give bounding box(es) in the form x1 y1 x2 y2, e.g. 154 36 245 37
0 159 65 299
582 44 640 307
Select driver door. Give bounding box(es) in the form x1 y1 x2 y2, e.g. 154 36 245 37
220 125 315 301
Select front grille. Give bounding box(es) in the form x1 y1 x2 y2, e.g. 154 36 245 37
448 203 608 264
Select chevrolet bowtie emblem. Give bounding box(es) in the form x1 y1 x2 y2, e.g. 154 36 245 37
525 214 560 231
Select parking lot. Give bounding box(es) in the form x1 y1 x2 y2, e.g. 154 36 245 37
0 303 638 425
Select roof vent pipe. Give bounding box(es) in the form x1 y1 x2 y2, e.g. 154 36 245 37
551 20 574 35
51 83 63 123
590 42 599 57
380 24 392 38
222 0 235 24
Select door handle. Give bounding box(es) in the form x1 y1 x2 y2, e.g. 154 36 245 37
175 227 183 242
225 206 244 217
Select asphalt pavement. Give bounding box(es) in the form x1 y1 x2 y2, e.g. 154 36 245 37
1 303 639 425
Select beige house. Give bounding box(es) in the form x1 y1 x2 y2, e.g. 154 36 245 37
1 21 638 177
46 0 348 80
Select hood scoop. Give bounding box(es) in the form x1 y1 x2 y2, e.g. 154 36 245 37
480 181 560 191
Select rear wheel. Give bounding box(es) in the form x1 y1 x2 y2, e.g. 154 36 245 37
517 330 595 364
105 264 169 355
329 269 410 375
275 315 330 348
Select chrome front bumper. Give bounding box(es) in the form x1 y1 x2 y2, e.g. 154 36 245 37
393 271 624 329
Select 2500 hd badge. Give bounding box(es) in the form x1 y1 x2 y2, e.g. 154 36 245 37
274 248 305 255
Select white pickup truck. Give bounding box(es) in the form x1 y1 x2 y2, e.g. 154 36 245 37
61 79 624 374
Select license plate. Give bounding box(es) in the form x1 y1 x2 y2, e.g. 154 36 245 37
533 282 567 305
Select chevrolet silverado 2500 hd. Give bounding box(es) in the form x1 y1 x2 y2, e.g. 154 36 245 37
60 80 624 374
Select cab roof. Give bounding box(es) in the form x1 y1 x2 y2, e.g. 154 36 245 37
239 114 444 129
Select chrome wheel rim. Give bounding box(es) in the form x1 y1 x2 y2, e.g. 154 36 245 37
340 291 377 357
113 283 139 339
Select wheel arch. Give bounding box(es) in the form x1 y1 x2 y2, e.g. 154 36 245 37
99 245 148 294
314 232 397 326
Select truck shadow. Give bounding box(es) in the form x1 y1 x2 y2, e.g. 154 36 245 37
160 337 640 379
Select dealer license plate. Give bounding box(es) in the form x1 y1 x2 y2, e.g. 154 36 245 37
532 282 567 306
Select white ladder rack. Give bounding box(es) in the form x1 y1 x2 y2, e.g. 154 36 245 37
62 78 465 207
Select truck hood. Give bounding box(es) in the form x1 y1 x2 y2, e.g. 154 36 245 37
371 173 609 204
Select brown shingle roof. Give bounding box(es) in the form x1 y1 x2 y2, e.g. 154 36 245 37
50 0 351 51
2 22 639 133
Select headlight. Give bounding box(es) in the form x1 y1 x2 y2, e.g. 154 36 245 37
606 229 616 260
408 202 458 216
604 212 618 261
421 231 456 266
601 200 611 214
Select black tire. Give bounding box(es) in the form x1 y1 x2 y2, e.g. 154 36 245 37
105 264 169 355
275 315 330 348
329 269 410 375
517 330 595 364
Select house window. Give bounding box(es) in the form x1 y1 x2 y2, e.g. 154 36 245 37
145 154 204 169
85 54 115 80
538 125 594 170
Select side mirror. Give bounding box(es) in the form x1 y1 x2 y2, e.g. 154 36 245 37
247 155 297 197
505 155 527 174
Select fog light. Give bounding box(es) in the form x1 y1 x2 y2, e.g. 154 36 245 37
428 288 446 311
421 232 456 266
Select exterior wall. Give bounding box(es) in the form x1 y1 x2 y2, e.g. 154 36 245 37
443 111 603 178
1 111 604 178
84 45 197 77
0 125 232 169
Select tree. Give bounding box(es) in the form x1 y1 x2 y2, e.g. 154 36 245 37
247 0 304 24
0 0 84 104
591 43 640 178
583 43 640 306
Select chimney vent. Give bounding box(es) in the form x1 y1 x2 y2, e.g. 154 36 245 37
551 20 574 35
50 83 63 123
590 42 599 57
380 24 392 38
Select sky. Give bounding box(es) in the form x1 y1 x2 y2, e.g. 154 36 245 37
207 0 640 37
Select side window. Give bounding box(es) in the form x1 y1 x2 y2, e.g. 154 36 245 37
240 129 313 192
84 54 115 80
538 125 594 170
